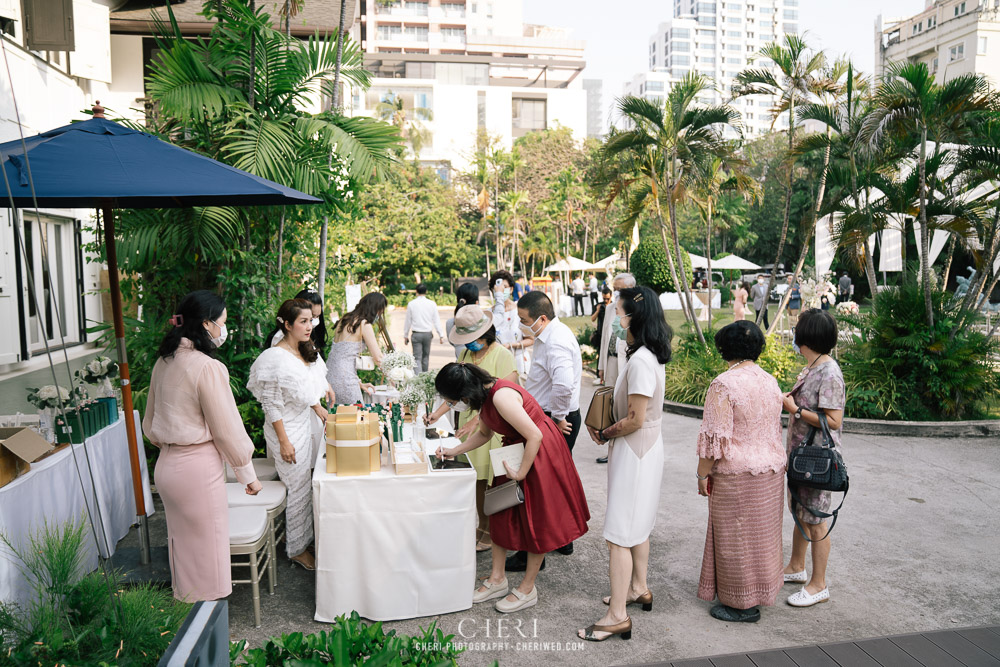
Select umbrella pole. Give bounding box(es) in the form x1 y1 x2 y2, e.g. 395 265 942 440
102 206 151 565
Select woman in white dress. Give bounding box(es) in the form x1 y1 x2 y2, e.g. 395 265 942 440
249 299 333 570
489 270 533 379
581 285 672 642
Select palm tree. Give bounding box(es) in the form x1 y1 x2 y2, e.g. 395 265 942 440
606 75 742 344
500 190 530 274
692 154 759 330
735 34 828 327
766 59 857 332
140 0 402 301
861 61 995 327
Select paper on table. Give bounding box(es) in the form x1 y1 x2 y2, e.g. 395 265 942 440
489 443 524 478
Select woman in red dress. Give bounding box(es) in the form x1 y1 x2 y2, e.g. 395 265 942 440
435 362 590 613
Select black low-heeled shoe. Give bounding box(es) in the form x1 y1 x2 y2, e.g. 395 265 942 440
710 604 760 623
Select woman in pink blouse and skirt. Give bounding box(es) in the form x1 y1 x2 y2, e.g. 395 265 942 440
144 291 261 602
695 321 786 623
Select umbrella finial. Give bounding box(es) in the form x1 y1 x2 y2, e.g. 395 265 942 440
92 101 105 119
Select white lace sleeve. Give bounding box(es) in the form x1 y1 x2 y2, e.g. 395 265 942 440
247 349 288 424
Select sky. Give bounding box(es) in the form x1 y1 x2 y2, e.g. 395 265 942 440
522 0 921 128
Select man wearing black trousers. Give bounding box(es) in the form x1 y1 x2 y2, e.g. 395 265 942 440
506 291 583 572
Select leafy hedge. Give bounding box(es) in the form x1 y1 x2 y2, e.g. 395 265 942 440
630 239 693 294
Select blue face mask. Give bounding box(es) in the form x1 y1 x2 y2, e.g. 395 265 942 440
793 342 801 355
466 340 485 352
611 316 627 341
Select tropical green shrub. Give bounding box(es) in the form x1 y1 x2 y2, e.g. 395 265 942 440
838 282 1000 420
663 334 726 405
0 520 191 666
663 332 800 405
230 611 464 666
630 239 693 294
719 284 733 306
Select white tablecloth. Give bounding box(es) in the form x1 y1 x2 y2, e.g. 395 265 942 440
312 425 476 622
0 411 153 607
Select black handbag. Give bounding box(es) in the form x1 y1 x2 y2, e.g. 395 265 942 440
787 411 848 542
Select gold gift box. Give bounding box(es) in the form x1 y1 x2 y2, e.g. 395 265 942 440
325 410 382 476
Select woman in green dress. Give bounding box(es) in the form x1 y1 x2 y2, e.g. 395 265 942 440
426 305 517 551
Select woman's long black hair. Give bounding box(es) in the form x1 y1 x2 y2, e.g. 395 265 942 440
620 285 673 364
293 288 327 354
156 290 226 359
337 292 388 335
435 362 495 411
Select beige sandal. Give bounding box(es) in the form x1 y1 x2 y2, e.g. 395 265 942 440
475 529 493 552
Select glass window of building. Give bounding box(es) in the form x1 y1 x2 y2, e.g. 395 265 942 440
697 16 717 25
783 9 797 20
405 61 435 78
512 98 546 133
674 41 691 51
673 28 691 38
647 80 665 91
673 54 691 65
949 42 965 60
696 2 717 12
954 2 966 17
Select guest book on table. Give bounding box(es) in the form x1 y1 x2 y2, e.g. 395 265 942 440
489 443 524 478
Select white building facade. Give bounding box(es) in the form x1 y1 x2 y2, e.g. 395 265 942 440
623 0 799 138
0 0 127 369
351 0 587 175
877 0 1000 84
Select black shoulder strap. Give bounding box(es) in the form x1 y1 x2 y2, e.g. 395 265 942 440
789 479 848 543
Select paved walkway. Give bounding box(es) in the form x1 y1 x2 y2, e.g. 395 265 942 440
110 309 1000 664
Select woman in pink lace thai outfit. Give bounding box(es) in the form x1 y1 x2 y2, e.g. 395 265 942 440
695 321 786 623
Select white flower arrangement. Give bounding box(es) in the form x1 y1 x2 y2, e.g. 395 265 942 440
836 300 860 316
579 344 596 357
398 382 425 412
27 385 87 410
381 350 415 385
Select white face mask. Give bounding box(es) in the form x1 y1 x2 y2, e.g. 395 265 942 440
758 278 765 284
210 321 228 348
519 316 543 337
450 400 470 412
311 317 320 328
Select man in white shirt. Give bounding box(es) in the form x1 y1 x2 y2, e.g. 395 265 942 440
403 284 444 373
589 275 599 313
511 290 582 564
595 272 635 464
571 274 586 317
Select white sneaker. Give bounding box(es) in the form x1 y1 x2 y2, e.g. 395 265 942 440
591 378 603 385
473 577 508 603
783 570 808 584
495 586 537 613
787 586 829 607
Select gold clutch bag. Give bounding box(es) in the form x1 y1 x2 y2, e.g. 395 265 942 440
585 386 614 431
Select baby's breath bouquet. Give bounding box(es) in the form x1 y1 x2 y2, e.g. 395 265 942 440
399 382 425 417
381 351 415 386
414 370 438 413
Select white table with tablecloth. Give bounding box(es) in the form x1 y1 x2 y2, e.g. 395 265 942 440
0 411 153 607
312 423 476 622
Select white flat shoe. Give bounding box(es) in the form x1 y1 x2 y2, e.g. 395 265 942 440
787 587 829 607
473 577 508 603
495 586 537 613
784 570 808 584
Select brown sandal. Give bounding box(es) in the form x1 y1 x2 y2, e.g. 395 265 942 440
580 616 632 642
602 590 653 611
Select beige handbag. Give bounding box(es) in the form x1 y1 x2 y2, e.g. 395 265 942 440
484 480 524 516
585 386 614 431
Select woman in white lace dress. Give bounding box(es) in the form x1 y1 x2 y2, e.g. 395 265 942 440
249 299 333 570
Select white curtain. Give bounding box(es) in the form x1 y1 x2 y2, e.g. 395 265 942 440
815 213 837 277
912 222 951 266
879 223 904 273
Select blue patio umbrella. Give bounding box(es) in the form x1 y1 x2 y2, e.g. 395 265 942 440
0 107 321 563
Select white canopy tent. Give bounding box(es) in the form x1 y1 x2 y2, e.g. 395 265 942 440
712 254 762 271
687 251 710 269
543 255 601 272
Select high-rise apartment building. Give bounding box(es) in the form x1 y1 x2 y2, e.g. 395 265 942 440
350 0 587 176
583 78 605 138
877 0 1000 84
624 0 799 138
